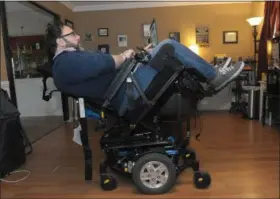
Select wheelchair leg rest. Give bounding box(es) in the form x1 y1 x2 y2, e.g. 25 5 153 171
79 117 93 181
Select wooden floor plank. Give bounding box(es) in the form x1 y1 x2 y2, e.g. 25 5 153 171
1 113 279 198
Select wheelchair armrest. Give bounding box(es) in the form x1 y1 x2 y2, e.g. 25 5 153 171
102 59 137 108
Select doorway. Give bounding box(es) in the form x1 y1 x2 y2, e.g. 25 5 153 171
2 1 64 143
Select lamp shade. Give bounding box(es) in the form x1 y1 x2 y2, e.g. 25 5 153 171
246 17 263 26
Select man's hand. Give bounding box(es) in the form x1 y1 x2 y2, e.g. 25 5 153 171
112 49 135 69
121 49 136 59
143 43 153 53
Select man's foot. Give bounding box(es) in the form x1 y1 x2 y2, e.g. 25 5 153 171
213 57 232 69
210 61 245 91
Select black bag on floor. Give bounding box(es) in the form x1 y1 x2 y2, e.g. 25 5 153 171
0 88 31 178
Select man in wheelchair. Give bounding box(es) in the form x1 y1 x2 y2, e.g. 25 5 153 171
42 20 245 194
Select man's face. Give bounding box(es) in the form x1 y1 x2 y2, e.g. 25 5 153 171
57 25 81 49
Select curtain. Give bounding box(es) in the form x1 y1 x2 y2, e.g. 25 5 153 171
257 1 280 80
275 2 280 36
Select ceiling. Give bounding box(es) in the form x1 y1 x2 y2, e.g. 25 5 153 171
60 0 250 12
5 1 54 17
5 1 35 12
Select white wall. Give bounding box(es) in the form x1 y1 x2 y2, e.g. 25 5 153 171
1 78 63 117
14 78 63 117
6 11 53 36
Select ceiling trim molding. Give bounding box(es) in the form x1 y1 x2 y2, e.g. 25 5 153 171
64 1 249 12
61 1 74 10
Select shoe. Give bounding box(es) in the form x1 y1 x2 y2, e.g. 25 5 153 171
213 57 232 69
210 61 245 91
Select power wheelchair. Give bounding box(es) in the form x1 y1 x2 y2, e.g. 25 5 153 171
38 44 219 194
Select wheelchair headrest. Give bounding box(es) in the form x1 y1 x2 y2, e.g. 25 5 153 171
37 62 59 101
37 62 53 78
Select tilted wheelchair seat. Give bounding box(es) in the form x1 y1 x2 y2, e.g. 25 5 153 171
38 44 216 194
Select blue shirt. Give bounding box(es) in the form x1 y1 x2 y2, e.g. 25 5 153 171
52 50 158 115
52 50 124 109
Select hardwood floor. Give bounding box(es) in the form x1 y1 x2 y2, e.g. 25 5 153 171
1 113 279 198
21 116 63 143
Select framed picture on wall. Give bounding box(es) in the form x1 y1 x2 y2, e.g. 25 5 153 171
143 24 151 37
223 31 238 44
98 28 109 37
98 44 110 54
117 34 128 47
84 33 92 41
65 19 74 29
196 26 209 47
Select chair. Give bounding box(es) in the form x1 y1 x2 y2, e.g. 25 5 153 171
39 44 215 194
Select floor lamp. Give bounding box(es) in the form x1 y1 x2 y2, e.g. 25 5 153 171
246 17 263 83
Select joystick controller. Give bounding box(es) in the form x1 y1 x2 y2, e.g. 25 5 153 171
134 46 152 64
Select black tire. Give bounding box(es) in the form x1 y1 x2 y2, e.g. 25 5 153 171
100 174 117 191
132 153 177 194
193 171 211 189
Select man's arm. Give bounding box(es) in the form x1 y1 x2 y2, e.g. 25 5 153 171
112 54 127 69
58 49 136 83
112 49 136 69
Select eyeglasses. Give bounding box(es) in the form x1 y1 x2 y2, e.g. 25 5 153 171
60 31 76 38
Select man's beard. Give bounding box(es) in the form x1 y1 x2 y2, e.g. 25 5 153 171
63 39 84 51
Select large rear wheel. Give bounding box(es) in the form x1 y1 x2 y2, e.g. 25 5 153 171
132 153 177 194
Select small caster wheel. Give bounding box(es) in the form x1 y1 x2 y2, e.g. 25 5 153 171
193 171 211 189
132 153 177 194
100 174 117 191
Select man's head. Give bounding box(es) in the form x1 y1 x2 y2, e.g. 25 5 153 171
45 20 81 58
